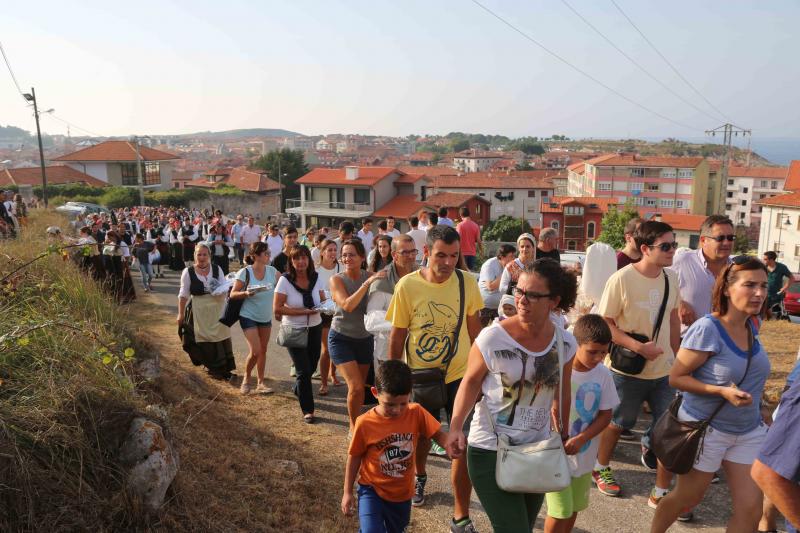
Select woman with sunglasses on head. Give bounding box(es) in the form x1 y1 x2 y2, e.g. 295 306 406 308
316 238 343 394
273 245 328 423
499 233 537 295
445 259 578 532
328 239 387 431
651 256 771 533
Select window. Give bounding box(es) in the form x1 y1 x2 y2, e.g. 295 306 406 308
760 193 767 199
772 181 778 189
353 188 370 205
795 244 800 257
646 198 657 207
541 190 549 197
726 192 733 198
741 200 747 206
528 190 536 197
629 182 644 192
773 242 780 252
587 221 596 239
420 186 427 201
121 162 160 186
630 168 645 177
728 179 734 185
661 169 677 178
567 240 577 251
551 221 560 232
675 200 685 208
660 199 674 208
678 169 693 178
565 206 584 215
742 187 749 194
646 183 659 192
598 182 612 191
479 192 485 196
739 212 746 220
725 204 732 211
760 180 768 188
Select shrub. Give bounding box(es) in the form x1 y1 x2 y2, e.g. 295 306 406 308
100 187 139 208
482 215 531 242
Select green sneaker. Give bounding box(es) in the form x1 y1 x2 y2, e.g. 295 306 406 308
430 442 448 457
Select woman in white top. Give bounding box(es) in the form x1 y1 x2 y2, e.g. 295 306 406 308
273 244 328 423
315 238 342 395
499 233 537 295
177 243 235 380
417 209 431 231
446 259 579 532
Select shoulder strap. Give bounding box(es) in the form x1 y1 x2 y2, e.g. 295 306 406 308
442 270 466 367
552 325 565 433
651 271 670 342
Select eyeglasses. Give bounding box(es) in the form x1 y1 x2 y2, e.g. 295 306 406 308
707 234 735 243
647 241 679 252
396 249 418 257
341 253 359 259
514 288 553 302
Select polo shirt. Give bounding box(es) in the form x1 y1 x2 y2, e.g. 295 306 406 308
240 224 261 244
671 249 731 332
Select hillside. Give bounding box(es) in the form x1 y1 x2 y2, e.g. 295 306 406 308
555 138 772 165
177 128 304 139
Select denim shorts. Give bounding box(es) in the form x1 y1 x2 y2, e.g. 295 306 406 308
328 329 373 365
610 373 674 440
239 316 272 330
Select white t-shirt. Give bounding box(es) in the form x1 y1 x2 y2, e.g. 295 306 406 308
357 229 374 255
316 262 341 296
386 228 401 238
265 234 284 260
565 364 619 476
468 323 577 451
479 257 504 308
275 275 324 327
240 224 261 244
406 228 427 262
311 247 321 265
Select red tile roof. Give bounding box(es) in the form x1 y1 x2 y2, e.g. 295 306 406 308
394 172 429 184
53 140 180 162
585 154 703 168
453 149 505 159
372 195 429 219
424 192 488 208
185 167 280 193
785 160 800 192
0 165 108 187
295 166 398 186
756 191 800 208
567 162 586 174
656 213 706 231
396 165 457 177
433 170 559 190
540 196 622 214
727 166 788 178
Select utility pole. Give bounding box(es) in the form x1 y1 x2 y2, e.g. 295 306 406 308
705 123 751 215
23 88 49 208
277 153 282 214
132 137 145 207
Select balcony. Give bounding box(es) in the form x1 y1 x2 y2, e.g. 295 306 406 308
285 198 373 218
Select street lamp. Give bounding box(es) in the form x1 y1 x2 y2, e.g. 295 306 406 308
22 88 50 207
777 212 792 258
130 135 151 207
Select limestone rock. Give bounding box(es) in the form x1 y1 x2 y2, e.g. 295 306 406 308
119 417 179 512
135 354 160 381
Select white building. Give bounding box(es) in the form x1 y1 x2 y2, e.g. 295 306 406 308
452 149 504 173
723 166 788 227
757 194 800 272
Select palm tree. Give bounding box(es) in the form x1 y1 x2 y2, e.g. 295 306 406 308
494 348 530 426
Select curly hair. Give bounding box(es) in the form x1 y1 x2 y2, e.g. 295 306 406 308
519 258 578 312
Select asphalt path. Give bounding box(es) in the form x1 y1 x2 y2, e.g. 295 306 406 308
140 263 760 533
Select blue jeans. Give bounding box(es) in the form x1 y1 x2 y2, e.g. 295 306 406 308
357 484 411 533
464 255 477 271
137 263 153 288
610 373 674 450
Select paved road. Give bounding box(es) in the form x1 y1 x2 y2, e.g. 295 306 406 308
141 265 748 532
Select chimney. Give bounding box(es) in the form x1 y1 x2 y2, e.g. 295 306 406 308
345 166 359 180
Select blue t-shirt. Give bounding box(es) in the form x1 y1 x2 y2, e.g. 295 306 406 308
758 379 800 484
235 265 278 322
680 315 770 434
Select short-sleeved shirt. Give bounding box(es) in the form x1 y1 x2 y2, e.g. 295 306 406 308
478 257 504 309
386 269 483 383
468 323 577 451
535 247 560 262
680 315 770 434
566 364 620 476
274 275 324 327
235 265 278 323
616 250 640 270
757 378 800 483
357 229 374 255
406 229 427 262
438 217 455 227
240 224 261 245
767 262 793 298
671 249 730 332
265 234 284 261
597 265 681 379
348 404 441 502
456 219 481 256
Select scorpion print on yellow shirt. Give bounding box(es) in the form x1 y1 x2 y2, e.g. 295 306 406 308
386 269 483 383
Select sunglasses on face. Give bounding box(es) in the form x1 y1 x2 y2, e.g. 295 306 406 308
707 234 735 243
514 288 553 302
647 241 679 252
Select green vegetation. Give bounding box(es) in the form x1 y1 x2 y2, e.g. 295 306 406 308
0 211 146 530
14 183 223 208
596 199 640 250
482 215 532 242
252 148 309 211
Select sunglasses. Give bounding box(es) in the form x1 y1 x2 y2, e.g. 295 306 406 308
706 234 735 243
647 241 679 252
514 288 553 302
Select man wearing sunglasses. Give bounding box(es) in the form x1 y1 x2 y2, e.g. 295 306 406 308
594 221 684 517
671 215 735 330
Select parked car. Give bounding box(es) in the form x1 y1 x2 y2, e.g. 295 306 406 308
55 201 110 217
782 274 800 316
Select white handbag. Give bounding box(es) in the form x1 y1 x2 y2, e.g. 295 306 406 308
488 325 571 494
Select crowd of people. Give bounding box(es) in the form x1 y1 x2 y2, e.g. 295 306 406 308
46 203 800 533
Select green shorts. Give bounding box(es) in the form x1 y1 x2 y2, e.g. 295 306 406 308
545 473 592 519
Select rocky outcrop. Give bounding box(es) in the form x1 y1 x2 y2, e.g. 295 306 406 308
119 417 179 512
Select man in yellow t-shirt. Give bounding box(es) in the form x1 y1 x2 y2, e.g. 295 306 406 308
386 225 482 532
593 220 684 516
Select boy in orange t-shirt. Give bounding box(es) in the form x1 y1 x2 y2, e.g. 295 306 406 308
342 360 446 532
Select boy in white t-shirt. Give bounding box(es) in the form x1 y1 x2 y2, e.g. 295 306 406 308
545 314 620 533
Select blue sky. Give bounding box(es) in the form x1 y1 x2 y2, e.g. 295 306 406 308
2 0 798 141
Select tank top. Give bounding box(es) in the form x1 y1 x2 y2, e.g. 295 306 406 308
331 270 371 338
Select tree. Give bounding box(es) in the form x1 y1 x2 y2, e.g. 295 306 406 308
482 215 532 242
596 199 640 250
514 140 545 156
734 225 751 254
450 139 470 152
515 162 534 171
252 149 309 212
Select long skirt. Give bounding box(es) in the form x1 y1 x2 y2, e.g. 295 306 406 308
179 293 235 379
103 255 134 303
182 240 195 262
169 243 185 270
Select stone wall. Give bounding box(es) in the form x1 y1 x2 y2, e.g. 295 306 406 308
188 192 280 220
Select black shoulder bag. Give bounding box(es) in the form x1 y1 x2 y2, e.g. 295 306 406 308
410 270 465 412
609 271 669 375
219 267 250 327
653 326 754 474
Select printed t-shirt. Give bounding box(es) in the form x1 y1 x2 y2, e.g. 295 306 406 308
456 219 480 256
565 364 619 476
349 403 441 502
468 323 578 451
235 265 278 323
386 269 483 383
597 265 681 380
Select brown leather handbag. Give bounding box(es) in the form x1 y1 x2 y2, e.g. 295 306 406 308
652 327 753 475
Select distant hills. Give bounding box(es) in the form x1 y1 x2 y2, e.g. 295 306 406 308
176 128 304 139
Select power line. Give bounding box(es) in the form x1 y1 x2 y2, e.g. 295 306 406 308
45 113 103 138
469 0 700 131
560 0 726 123
609 0 731 122
0 40 26 100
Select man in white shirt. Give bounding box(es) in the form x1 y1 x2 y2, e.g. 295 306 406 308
239 216 261 251
356 218 375 256
406 216 427 264
385 216 401 238
264 224 284 260
437 207 455 227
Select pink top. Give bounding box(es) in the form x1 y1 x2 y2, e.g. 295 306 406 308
457 219 481 256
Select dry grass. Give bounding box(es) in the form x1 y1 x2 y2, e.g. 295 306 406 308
758 319 800 405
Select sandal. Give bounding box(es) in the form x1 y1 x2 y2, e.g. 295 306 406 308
240 381 251 395
319 385 329 396
303 414 315 424
255 383 274 395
